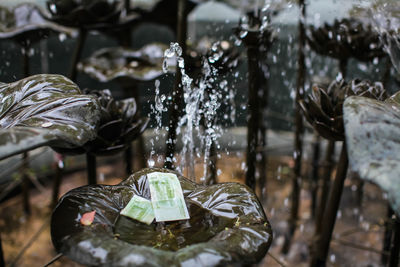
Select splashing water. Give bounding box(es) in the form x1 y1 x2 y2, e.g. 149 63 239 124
148 79 167 167
159 42 232 183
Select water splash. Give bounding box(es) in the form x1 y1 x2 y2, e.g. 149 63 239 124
148 79 167 167
159 42 232 183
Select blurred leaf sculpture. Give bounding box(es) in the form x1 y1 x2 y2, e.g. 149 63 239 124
307 18 385 77
46 0 123 28
0 3 76 77
45 0 139 81
301 79 389 267
78 43 173 83
0 3 75 47
0 74 101 161
54 89 149 184
51 168 272 266
344 92 400 266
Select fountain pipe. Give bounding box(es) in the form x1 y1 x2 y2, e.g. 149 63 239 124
86 153 97 185
203 84 218 185
310 142 348 267
125 146 133 175
245 41 261 191
51 159 63 209
257 58 270 200
207 142 217 185
165 0 188 170
282 0 306 254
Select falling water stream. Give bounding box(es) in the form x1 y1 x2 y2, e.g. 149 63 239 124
148 42 231 183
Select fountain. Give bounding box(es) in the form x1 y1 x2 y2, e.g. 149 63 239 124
4 0 400 266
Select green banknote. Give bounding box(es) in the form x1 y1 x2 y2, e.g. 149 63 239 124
120 195 155 225
147 172 190 222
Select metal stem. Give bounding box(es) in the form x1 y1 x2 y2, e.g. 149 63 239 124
314 140 335 236
51 158 64 209
310 132 321 218
69 29 87 82
258 59 270 201
282 0 306 254
245 44 260 191
22 152 31 216
339 58 347 79
310 142 348 267
86 153 97 185
389 215 400 267
125 145 133 175
165 0 187 170
382 205 395 265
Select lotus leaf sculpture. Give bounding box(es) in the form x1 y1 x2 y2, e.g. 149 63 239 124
0 74 102 160
300 79 388 141
53 89 148 156
51 168 272 266
307 18 385 62
46 0 123 28
344 91 400 216
78 43 172 83
0 3 76 46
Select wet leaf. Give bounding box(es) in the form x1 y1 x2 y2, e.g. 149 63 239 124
0 74 102 160
51 168 272 266
78 43 174 83
344 93 400 215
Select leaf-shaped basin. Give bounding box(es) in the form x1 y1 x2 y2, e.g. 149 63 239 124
78 43 174 83
344 92 400 215
0 74 102 160
51 168 272 266
0 3 76 46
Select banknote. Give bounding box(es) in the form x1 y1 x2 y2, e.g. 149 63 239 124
120 194 155 225
147 172 190 222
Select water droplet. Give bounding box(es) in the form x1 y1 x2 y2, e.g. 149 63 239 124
41 122 53 128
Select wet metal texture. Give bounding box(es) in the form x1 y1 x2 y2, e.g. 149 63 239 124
0 74 101 160
51 168 272 267
78 43 172 83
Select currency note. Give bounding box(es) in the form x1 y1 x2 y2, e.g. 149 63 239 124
120 195 155 225
147 172 190 222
